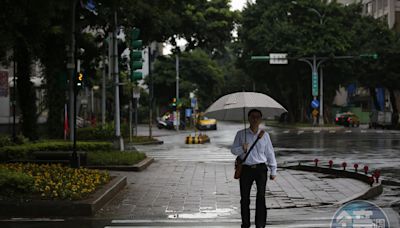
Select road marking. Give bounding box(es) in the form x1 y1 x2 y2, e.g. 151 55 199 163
361 130 367 133
376 130 384 133
328 130 336 133
313 130 320 133
283 130 290 133
297 130 304 134
2 218 65 222
345 130 352 133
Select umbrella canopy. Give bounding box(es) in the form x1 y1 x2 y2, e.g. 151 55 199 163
204 92 287 121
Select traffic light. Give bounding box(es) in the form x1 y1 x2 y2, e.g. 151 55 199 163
130 28 143 83
360 53 378 60
75 72 84 88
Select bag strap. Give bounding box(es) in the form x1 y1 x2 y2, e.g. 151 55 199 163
242 130 265 162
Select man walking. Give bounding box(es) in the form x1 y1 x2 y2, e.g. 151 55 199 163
231 109 277 228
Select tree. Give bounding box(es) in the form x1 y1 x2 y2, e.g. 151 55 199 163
150 49 224 111
237 0 397 122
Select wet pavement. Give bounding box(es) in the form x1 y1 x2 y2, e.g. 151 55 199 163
95 160 371 220
1 121 400 227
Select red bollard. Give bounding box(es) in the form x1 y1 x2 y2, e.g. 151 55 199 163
363 165 369 175
354 163 359 173
328 160 333 169
368 176 374 186
374 170 381 183
342 162 347 171
314 158 319 167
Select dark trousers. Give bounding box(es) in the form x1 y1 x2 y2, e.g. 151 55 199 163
239 164 267 228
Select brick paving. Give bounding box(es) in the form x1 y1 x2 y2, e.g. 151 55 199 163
96 160 370 220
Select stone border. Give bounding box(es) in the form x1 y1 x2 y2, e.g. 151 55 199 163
0 176 127 217
283 164 383 205
85 157 154 171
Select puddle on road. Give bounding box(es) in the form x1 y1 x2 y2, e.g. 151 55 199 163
167 207 237 219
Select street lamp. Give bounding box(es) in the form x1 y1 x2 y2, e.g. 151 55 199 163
292 1 326 125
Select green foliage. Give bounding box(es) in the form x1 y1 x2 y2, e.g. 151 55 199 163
77 123 130 140
0 168 35 198
0 141 114 161
150 49 224 110
87 151 146 166
237 0 398 122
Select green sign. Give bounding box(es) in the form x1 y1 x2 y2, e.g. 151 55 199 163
312 72 318 96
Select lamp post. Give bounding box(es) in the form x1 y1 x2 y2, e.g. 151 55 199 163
307 7 325 125
293 2 326 125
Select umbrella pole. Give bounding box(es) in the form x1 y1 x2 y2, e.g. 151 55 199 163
243 107 246 143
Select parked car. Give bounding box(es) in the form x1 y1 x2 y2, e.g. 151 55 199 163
335 112 360 127
196 115 217 130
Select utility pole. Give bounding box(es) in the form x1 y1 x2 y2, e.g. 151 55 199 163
175 54 180 131
148 46 153 138
113 10 124 151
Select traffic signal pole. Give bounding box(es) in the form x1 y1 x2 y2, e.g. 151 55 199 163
298 56 328 125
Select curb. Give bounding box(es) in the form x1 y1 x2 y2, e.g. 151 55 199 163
129 140 164 145
85 157 154 171
0 175 127 217
283 165 383 205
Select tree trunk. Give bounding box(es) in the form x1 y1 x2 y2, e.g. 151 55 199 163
369 87 380 110
389 88 399 128
16 40 38 140
43 35 67 139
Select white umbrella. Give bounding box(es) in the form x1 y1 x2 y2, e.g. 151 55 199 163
204 92 287 121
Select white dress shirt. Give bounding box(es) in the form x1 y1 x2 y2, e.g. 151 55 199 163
231 128 277 176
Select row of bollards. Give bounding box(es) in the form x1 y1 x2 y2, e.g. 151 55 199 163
185 134 210 144
312 158 381 186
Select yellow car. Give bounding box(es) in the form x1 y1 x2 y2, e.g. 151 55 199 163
197 116 217 130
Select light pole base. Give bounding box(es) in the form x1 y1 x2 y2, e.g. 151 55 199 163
114 136 125 151
70 154 80 168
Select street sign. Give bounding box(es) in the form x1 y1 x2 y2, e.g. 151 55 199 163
269 53 288 64
311 99 320 109
191 98 197 108
312 72 318 96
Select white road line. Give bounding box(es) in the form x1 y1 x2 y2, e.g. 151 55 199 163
297 130 304 134
361 130 367 133
313 130 320 133
345 130 352 133
283 130 290 133
328 130 336 133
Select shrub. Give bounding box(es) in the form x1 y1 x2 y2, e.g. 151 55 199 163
0 168 35 198
0 163 110 200
87 151 146 166
0 141 114 161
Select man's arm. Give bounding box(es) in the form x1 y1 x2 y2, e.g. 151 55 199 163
265 134 277 179
231 131 246 156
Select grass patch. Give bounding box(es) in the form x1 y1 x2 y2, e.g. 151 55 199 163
126 136 159 143
87 151 146 166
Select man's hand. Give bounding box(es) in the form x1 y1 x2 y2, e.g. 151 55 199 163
270 175 276 180
242 143 249 153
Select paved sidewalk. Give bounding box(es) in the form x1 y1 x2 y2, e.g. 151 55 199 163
96 160 370 220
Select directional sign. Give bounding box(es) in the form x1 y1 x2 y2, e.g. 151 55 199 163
311 99 320 109
312 72 318 96
269 53 288 64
